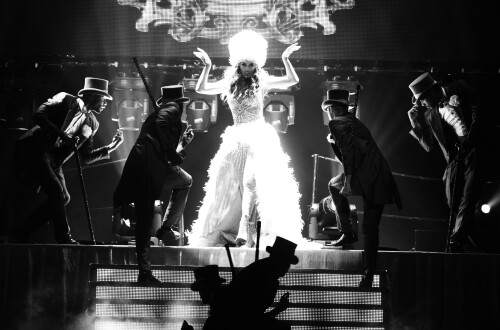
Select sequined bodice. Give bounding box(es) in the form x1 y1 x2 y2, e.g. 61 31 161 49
227 92 264 125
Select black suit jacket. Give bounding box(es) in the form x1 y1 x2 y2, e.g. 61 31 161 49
114 102 186 206
329 112 401 208
15 92 109 168
409 80 481 163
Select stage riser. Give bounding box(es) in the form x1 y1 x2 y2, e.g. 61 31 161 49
3 245 500 329
90 265 388 329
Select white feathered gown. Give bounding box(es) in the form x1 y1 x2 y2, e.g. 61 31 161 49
187 91 305 248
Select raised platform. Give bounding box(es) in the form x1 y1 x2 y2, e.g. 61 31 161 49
1 244 500 330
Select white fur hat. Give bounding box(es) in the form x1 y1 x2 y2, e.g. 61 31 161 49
228 30 268 68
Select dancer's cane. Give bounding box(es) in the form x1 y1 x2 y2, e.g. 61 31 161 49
445 146 461 252
73 142 96 245
224 244 236 279
255 221 261 262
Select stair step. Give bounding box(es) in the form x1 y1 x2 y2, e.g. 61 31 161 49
94 319 385 330
93 265 382 288
89 264 388 329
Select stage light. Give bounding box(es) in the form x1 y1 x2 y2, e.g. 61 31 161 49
181 78 218 132
111 73 150 131
481 204 491 214
476 180 500 216
263 89 295 133
308 196 358 241
322 76 360 125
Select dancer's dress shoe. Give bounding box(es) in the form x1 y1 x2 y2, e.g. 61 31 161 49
448 239 482 253
56 235 79 245
331 232 357 247
359 271 374 288
448 241 465 253
155 226 180 242
138 271 161 284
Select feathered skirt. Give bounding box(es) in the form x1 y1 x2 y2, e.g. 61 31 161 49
187 120 305 247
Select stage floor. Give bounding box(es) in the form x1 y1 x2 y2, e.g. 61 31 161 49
1 243 500 329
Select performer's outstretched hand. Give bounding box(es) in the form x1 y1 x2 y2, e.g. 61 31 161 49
267 292 290 318
181 125 194 147
282 43 301 59
108 129 124 153
193 47 212 67
277 292 290 312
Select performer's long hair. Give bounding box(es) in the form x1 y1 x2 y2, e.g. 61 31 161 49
220 63 269 102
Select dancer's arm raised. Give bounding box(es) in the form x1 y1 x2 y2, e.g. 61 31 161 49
193 48 225 95
267 43 301 90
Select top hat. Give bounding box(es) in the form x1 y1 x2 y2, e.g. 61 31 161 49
409 72 440 104
265 236 299 265
78 77 113 100
321 89 350 111
156 85 190 106
190 265 226 291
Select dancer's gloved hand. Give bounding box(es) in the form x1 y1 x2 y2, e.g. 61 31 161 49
60 132 79 147
407 105 421 129
181 125 194 147
107 129 124 153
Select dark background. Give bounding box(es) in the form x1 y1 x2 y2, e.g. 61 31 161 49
1 0 499 251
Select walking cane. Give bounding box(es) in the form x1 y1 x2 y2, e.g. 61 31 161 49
73 142 96 245
445 146 461 252
255 221 261 262
224 244 236 279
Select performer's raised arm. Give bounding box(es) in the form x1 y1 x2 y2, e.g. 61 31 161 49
266 43 301 90
193 48 225 95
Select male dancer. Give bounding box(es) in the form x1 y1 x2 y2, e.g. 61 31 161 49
185 265 230 330
113 85 193 283
10 77 123 244
323 89 401 287
407 72 484 252
228 236 294 329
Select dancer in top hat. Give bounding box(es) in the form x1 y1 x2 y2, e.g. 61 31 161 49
9 77 123 244
184 265 231 330
323 89 401 287
407 72 485 252
188 29 306 248
227 236 296 329
113 85 194 283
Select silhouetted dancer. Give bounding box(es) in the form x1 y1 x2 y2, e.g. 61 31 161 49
185 265 232 330
228 236 296 330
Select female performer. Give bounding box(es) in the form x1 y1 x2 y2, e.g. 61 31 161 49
188 30 305 248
